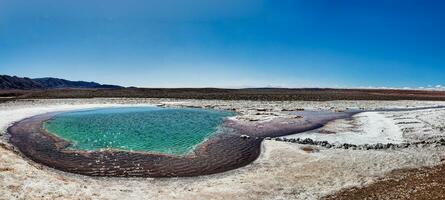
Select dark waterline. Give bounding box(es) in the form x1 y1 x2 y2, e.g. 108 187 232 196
7 107 355 177
7 106 443 177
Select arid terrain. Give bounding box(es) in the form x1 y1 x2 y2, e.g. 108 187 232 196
2 88 445 101
1 92 445 199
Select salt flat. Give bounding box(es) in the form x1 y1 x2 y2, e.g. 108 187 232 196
1 98 445 200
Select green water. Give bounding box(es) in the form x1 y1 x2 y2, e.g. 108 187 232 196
43 107 234 155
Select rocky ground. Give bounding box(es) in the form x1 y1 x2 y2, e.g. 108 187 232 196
1 98 445 200
323 164 445 200
3 88 445 101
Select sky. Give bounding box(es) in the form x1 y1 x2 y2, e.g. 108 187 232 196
0 0 444 88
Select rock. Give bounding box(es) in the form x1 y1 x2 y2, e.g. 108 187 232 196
363 144 370 150
301 138 313 144
240 135 250 139
205 105 215 109
186 105 202 109
264 137 271 140
300 146 320 153
375 143 384 149
256 108 267 111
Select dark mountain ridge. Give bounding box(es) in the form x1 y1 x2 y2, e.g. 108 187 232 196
0 75 122 90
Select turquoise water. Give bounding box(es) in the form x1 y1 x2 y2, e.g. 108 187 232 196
43 107 234 155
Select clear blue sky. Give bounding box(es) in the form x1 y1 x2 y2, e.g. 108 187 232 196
0 0 444 88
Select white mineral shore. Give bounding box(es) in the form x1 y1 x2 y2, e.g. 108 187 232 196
285 107 445 145
1 98 445 200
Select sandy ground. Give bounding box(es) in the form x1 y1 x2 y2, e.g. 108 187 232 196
1 98 445 200
285 107 445 145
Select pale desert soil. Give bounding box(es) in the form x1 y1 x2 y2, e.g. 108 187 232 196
1 98 445 200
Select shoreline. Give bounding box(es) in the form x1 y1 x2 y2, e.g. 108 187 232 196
7 108 353 177
2 98 445 199
6 102 443 178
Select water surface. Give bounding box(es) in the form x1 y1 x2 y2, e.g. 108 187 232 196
44 107 234 155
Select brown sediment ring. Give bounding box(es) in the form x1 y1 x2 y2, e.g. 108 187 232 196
7 110 357 177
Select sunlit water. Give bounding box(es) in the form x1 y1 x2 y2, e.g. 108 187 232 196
43 107 234 155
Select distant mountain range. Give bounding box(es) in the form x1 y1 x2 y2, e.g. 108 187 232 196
0 75 122 90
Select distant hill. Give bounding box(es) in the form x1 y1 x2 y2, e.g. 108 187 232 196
0 75 122 90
